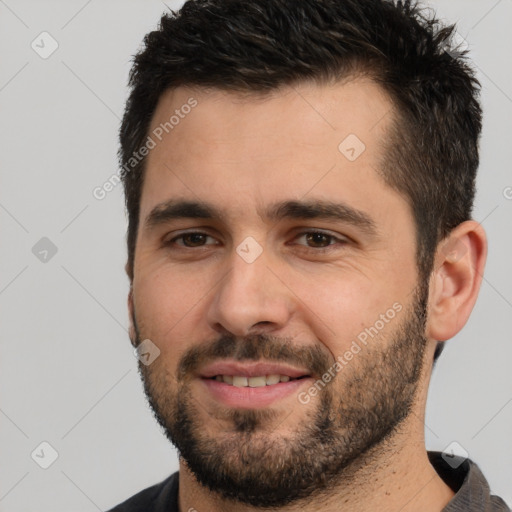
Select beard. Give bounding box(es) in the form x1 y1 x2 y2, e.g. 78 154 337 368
132 282 429 508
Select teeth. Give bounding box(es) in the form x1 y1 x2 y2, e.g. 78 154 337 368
266 374 281 385
214 374 297 387
232 376 248 387
248 376 266 387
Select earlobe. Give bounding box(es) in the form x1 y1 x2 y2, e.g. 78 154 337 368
426 221 487 342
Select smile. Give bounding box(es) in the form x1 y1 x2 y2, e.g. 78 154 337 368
210 374 307 387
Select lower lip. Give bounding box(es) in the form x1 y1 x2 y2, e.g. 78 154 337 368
201 378 312 408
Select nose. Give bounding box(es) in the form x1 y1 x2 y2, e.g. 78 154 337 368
206 247 293 337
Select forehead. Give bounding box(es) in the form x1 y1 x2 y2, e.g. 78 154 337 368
140 79 404 227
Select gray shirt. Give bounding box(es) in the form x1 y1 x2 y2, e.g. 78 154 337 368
428 451 510 511
108 451 510 511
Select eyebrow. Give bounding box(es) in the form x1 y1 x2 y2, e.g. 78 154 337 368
144 199 378 237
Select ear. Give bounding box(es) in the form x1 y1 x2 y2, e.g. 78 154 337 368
127 285 137 348
125 259 133 281
426 220 487 341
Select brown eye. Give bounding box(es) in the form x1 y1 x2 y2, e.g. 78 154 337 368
292 231 349 252
304 232 333 248
165 232 217 248
181 233 208 247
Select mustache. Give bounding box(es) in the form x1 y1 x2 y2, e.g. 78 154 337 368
177 333 335 381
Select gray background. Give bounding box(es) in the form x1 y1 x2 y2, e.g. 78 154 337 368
0 1 511 510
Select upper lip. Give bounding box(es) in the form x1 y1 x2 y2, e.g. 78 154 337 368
199 360 311 379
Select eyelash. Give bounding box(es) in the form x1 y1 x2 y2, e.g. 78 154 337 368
163 230 348 252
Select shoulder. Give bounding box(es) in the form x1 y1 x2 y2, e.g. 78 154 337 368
428 451 510 512
107 471 179 512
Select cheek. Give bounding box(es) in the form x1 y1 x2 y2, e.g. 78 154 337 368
132 264 214 357
290 268 405 357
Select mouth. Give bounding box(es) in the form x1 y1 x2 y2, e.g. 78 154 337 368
198 361 313 408
208 374 309 387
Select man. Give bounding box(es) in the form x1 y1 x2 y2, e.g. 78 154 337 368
109 0 510 510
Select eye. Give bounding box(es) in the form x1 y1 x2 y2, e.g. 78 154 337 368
165 232 218 248
293 231 347 249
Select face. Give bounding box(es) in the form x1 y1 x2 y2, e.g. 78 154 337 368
130 79 430 506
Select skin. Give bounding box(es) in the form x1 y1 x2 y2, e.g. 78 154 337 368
128 78 487 512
